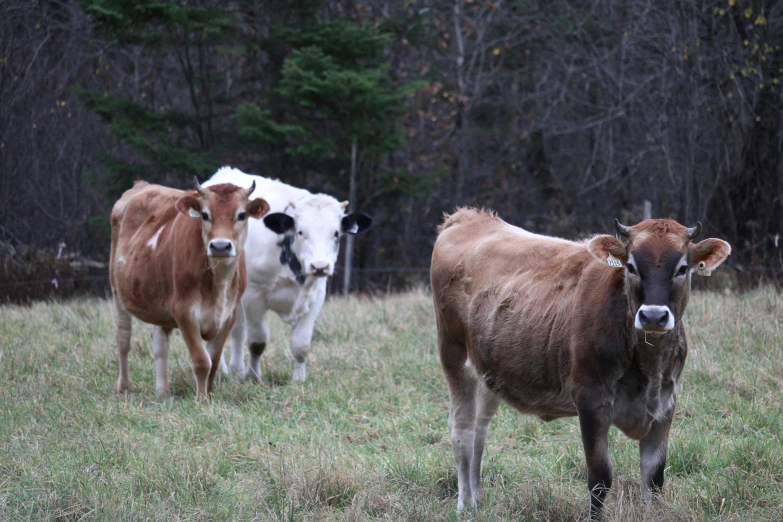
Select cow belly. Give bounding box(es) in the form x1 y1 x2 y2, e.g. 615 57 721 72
115 279 177 328
476 363 575 418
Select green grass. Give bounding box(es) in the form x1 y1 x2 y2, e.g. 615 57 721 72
0 288 781 521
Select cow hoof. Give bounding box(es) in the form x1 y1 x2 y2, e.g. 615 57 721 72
292 363 307 382
156 388 169 400
116 380 135 395
228 364 246 378
244 368 262 383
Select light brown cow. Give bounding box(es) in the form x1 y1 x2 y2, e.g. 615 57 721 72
431 208 731 519
110 180 269 400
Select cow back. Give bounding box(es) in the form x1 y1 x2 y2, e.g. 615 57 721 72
110 182 204 327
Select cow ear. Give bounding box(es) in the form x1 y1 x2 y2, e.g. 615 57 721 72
587 235 628 267
341 213 373 234
263 212 295 234
176 195 202 218
690 238 731 276
246 198 270 219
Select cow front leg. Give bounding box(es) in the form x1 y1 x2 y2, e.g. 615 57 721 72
114 297 133 395
177 319 212 401
289 296 323 382
575 387 614 520
243 294 270 382
152 326 172 399
245 315 270 382
205 318 234 395
290 321 313 382
640 401 674 505
221 302 247 377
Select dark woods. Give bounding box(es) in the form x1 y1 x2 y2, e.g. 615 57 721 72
1 0 782 301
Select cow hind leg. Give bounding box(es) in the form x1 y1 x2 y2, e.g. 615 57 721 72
114 298 133 395
443 348 480 512
152 326 172 399
471 382 501 501
640 403 674 506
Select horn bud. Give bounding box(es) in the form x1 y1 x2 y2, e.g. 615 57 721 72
614 218 632 238
243 180 256 198
687 222 702 241
193 176 204 196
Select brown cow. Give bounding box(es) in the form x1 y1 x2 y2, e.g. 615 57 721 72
431 208 731 519
110 179 269 400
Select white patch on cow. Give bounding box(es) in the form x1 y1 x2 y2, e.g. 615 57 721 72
504 222 578 245
635 305 675 331
146 225 165 250
118 256 126 264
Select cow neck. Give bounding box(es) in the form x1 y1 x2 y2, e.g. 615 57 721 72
277 234 305 285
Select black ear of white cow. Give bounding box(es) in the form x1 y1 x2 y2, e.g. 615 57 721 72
263 213 295 234
341 213 373 234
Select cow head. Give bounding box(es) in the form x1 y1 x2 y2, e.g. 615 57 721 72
587 219 731 334
262 196 372 281
176 179 270 262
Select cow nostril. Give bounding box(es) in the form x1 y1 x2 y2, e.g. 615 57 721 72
658 310 669 327
638 310 648 325
210 240 232 253
310 262 329 274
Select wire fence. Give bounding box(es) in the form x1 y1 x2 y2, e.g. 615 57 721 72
1 261 780 305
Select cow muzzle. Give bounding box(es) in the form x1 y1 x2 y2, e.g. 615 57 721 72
309 261 331 277
208 239 236 258
635 305 675 332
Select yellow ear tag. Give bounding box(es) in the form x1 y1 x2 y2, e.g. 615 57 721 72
607 255 623 268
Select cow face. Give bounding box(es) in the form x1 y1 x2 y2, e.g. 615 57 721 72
263 197 372 281
176 180 270 261
588 219 731 334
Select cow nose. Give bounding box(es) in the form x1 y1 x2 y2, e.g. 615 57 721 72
208 239 234 256
639 308 669 329
310 261 330 275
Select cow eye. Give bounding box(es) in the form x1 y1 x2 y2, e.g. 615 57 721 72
201 211 210 221
298 230 303 236
237 212 247 222
676 265 688 277
626 263 637 275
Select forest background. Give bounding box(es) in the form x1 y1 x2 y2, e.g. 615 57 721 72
2 0 782 300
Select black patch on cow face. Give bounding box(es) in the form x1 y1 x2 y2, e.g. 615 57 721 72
278 234 304 285
341 213 373 234
264 213 295 234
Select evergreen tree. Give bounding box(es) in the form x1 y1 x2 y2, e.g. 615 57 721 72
75 0 239 195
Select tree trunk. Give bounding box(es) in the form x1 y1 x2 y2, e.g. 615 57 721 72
342 139 358 295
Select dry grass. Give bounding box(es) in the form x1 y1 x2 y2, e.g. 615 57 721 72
0 287 781 521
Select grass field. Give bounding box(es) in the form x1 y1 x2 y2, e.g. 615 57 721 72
1 288 782 521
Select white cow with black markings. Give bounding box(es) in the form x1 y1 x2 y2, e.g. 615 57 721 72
203 166 372 382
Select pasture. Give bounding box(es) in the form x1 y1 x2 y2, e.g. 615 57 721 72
0 288 781 521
